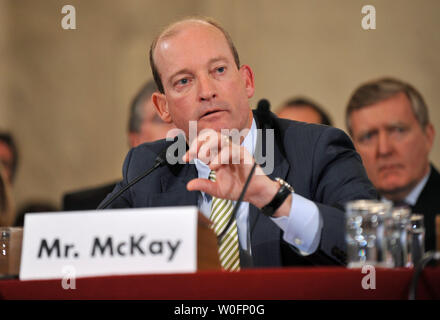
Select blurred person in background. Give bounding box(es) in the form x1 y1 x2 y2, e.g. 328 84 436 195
128 80 176 147
0 132 18 226
277 97 333 126
63 80 175 210
0 132 19 185
346 77 438 252
0 162 14 226
0 131 58 226
13 201 58 227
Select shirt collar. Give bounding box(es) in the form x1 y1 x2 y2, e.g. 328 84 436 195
381 168 431 206
404 168 431 206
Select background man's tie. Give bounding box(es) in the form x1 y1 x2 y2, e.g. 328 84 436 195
209 170 240 271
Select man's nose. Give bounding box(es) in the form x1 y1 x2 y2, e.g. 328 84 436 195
198 75 217 101
377 131 393 157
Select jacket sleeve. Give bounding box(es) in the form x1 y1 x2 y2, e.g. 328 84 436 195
298 126 377 265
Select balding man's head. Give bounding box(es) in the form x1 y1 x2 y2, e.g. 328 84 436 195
147 17 255 138
149 17 240 94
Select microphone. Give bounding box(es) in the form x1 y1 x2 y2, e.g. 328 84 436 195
255 98 273 129
255 97 285 158
256 98 270 115
97 135 183 210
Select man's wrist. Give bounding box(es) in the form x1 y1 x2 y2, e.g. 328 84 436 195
261 178 294 217
272 194 292 217
247 176 279 209
247 176 293 218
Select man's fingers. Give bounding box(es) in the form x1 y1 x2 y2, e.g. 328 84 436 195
184 132 231 163
185 131 216 162
210 141 251 170
186 178 217 195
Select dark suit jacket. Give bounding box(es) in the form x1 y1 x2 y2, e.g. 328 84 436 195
63 182 119 211
100 111 377 267
412 165 440 252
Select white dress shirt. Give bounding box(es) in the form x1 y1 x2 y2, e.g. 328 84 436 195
404 169 430 206
194 118 323 255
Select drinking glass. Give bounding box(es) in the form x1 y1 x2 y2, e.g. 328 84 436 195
388 207 411 267
408 214 425 267
346 200 393 268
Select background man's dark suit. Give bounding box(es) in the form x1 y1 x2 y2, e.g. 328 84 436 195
412 165 440 252
101 111 377 267
63 182 118 211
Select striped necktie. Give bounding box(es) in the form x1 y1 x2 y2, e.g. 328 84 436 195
209 170 240 271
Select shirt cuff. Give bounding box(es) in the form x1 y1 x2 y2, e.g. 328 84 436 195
270 193 322 255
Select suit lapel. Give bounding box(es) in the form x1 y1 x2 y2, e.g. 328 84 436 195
412 165 440 251
413 165 440 211
249 111 290 240
147 163 199 207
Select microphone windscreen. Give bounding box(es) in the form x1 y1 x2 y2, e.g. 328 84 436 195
257 99 271 113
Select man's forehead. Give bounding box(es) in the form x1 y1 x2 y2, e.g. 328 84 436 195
153 21 232 77
153 20 229 60
351 108 417 135
159 20 219 40
156 20 223 52
353 93 413 117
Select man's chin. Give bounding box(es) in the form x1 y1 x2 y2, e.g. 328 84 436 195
198 120 232 134
377 180 416 200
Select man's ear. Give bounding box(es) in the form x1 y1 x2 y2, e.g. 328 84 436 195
239 65 255 99
152 92 172 123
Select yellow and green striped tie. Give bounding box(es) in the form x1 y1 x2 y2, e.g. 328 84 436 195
209 170 240 271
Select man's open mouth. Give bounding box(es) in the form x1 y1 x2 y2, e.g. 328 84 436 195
379 164 403 172
201 108 224 118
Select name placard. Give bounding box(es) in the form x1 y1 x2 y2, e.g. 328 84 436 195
19 207 198 280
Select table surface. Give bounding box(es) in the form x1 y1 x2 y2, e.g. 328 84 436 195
0 266 439 300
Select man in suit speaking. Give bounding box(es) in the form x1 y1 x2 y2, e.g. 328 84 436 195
101 17 377 269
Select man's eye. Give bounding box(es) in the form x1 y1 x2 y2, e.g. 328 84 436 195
216 66 225 73
389 126 408 137
359 132 374 143
173 78 191 89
